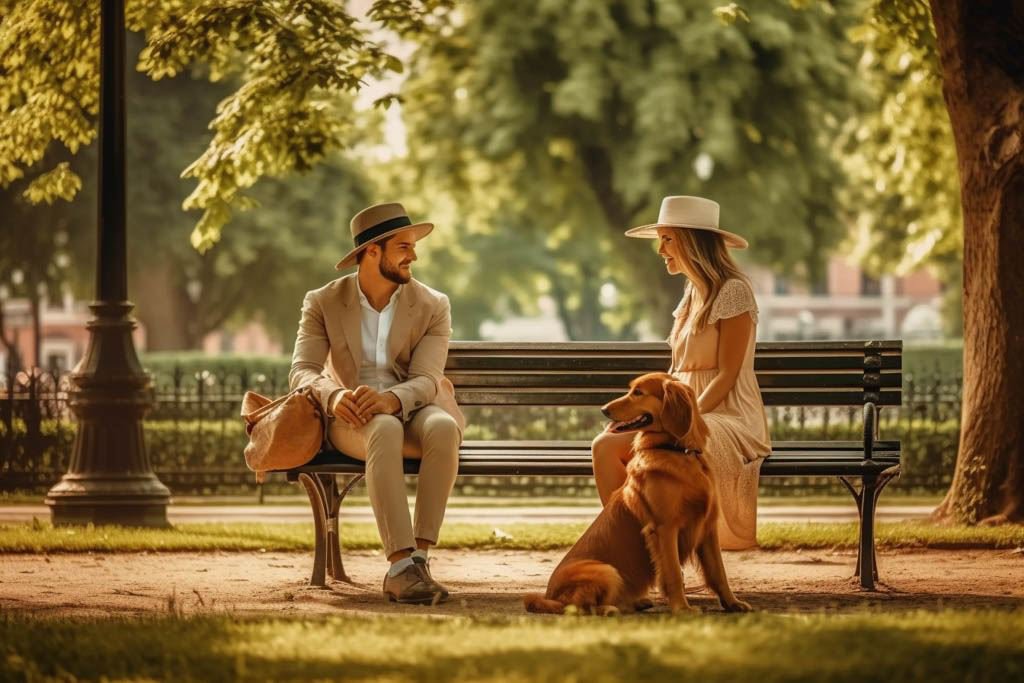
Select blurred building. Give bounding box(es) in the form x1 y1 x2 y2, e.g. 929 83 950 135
0 292 147 374
747 257 945 342
1 292 281 373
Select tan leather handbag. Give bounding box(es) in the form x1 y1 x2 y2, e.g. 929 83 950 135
240 386 327 483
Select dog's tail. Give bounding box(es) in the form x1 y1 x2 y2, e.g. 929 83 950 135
525 560 625 615
523 594 566 614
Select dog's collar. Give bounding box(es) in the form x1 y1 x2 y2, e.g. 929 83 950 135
656 441 702 456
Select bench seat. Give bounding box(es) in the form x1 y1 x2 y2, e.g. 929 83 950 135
292 440 901 477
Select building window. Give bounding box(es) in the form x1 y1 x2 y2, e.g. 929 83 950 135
860 273 881 297
810 275 829 296
40 339 75 375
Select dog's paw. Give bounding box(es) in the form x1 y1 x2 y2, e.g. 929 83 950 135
633 598 655 612
723 599 753 613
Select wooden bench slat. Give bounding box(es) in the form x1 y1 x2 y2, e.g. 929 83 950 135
448 341 903 353
287 456 900 477
456 439 901 450
446 356 903 372
447 372 902 389
454 389 902 406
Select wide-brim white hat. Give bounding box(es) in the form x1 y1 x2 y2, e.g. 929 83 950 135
625 195 748 249
336 202 434 269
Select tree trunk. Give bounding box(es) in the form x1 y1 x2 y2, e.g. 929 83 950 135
130 260 195 351
29 285 41 369
579 144 680 337
930 0 1024 524
0 299 21 375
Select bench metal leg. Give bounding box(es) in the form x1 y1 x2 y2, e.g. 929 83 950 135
323 473 363 583
298 472 329 588
297 472 364 587
839 466 900 590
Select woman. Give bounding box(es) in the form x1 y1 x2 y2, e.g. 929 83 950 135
592 195 771 550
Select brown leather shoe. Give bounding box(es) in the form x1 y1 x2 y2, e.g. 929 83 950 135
383 562 448 605
412 555 451 602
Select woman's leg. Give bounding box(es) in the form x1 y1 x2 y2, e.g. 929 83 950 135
591 429 635 506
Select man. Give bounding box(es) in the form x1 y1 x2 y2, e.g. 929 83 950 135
290 202 465 604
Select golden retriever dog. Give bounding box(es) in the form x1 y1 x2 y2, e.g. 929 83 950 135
524 372 751 615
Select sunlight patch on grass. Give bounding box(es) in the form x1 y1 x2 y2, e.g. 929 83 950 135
757 521 1024 550
1 520 1021 554
2 610 1023 682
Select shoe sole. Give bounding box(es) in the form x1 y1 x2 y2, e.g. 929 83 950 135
385 592 450 605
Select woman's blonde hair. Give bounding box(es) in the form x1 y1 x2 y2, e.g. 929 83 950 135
665 227 750 334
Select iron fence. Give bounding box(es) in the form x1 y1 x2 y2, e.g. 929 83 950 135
0 366 963 497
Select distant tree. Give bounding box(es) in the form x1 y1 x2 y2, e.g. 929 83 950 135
839 1 962 335
118 37 373 349
398 0 865 338
0 173 78 369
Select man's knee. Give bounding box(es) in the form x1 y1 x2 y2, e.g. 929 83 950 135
364 414 405 455
422 413 460 456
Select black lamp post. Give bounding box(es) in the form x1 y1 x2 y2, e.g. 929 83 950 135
45 0 170 526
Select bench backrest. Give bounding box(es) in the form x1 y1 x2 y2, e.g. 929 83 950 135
445 340 902 407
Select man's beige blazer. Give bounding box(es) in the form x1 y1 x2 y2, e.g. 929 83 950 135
289 274 466 432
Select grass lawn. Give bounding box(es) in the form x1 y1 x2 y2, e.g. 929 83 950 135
2 610 1022 682
1 520 1022 553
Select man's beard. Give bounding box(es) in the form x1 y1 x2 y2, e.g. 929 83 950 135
379 256 411 284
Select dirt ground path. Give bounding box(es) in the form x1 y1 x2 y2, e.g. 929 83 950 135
2 548 1022 618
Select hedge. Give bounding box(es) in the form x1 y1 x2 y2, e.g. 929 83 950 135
2 416 959 496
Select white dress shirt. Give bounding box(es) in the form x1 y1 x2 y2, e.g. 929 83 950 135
356 283 402 392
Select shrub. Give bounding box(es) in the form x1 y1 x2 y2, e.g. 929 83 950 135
2 415 959 497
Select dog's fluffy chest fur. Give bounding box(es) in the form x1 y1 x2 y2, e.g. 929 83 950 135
622 449 713 527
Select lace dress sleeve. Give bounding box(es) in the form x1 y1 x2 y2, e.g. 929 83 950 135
708 278 758 325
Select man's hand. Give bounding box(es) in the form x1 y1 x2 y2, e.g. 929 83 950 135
331 389 368 428
352 385 402 421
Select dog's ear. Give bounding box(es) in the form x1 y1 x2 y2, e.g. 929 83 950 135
663 380 710 448
660 380 696 443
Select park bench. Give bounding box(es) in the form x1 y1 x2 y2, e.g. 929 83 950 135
279 340 902 591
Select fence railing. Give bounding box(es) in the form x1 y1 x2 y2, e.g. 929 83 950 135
0 366 962 497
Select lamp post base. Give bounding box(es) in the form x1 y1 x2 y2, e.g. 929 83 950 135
45 302 170 528
46 475 170 527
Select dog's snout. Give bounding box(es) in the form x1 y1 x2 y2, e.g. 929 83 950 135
600 406 612 419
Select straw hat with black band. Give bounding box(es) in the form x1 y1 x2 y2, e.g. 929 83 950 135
336 202 434 270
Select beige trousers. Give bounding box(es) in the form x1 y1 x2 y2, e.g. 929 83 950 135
328 405 461 557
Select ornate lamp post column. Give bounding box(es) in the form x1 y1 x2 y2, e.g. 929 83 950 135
46 0 170 526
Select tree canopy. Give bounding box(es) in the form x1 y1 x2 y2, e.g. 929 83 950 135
0 0 447 250
841 0 962 332
396 0 866 338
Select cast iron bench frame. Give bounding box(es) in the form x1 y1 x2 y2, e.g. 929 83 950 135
279 340 902 591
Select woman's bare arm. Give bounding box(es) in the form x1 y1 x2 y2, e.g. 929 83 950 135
697 312 754 414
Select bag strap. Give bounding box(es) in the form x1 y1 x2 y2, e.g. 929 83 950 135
299 387 330 451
